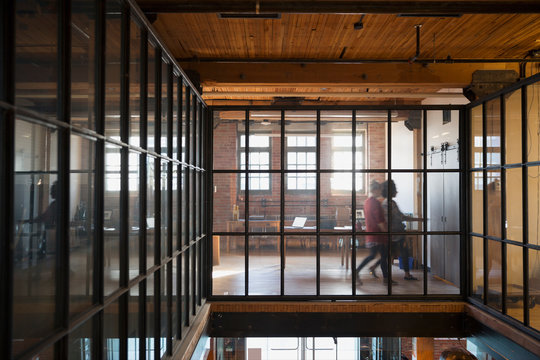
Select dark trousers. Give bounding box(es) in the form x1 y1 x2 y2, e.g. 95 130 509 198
356 244 388 279
391 238 411 273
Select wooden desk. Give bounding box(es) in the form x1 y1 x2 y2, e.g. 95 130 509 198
227 220 281 233
225 220 281 252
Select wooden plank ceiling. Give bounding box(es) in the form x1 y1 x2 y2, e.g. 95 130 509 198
144 1 540 105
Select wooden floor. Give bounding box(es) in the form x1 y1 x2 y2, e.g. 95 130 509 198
212 247 460 296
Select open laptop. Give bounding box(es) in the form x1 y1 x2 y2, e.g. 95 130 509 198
291 216 307 228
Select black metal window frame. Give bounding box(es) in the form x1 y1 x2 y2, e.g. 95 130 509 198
238 132 273 193
466 72 540 339
285 132 318 192
0 0 207 359
210 106 465 301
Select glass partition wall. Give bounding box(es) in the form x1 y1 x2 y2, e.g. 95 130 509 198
1 0 207 359
468 73 540 335
211 107 463 298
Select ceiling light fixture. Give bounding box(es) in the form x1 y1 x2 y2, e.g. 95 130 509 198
529 49 540 57
261 119 271 126
353 14 365 30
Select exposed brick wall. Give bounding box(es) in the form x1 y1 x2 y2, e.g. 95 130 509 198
402 338 468 360
212 118 387 232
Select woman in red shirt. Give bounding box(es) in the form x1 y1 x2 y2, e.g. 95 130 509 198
356 180 390 285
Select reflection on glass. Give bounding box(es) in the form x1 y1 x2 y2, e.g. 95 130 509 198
472 237 484 301
487 240 502 311
160 268 167 357
161 160 168 260
248 236 279 295
182 84 188 164
195 171 201 238
71 0 95 130
161 60 169 156
15 0 57 117
471 172 483 234
146 274 155 359
104 143 120 296
505 89 522 165
129 19 141 143
320 111 352 170
506 245 523 323
129 152 140 279
128 286 140 359
68 317 92 359
284 236 316 295
173 165 179 251
104 299 119 359
529 165 540 247
486 171 501 239
486 98 501 167
392 110 423 170
190 94 196 165
104 0 122 138
31 345 55 360
213 173 245 233
148 44 156 152
529 249 540 330
195 241 201 305
181 252 188 327
506 169 522 243
172 257 178 340
427 110 459 170
147 156 156 268
173 76 179 161
527 83 540 163
70 135 95 316
13 120 58 356
357 112 388 170
471 106 483 168
213 111 244 170
182 166 188 246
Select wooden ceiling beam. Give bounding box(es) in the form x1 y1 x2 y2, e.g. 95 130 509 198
203 91 463 99
138 0 540 14
180 62 520 88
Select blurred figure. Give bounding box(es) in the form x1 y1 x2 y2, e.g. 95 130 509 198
29 181 58 257
381 179 422 281
356 180 390 285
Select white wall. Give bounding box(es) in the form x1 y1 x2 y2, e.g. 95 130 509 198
391 121 414 214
